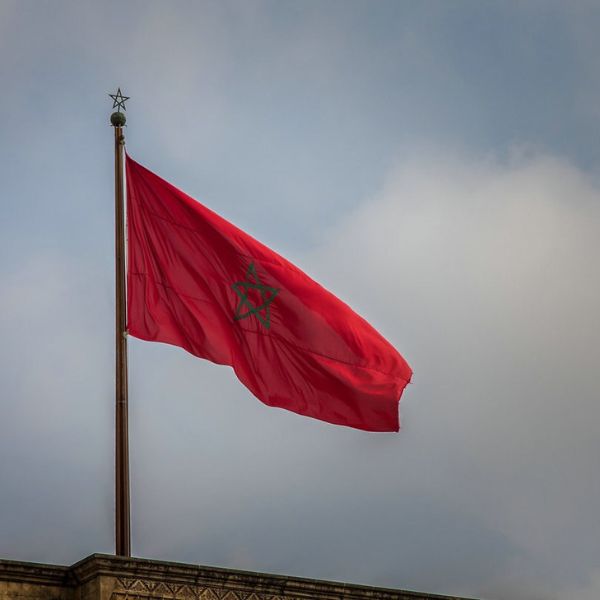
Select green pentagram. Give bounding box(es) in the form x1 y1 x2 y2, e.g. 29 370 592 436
232 263 279 329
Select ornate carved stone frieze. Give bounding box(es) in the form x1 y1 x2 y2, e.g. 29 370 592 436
110 578 286 600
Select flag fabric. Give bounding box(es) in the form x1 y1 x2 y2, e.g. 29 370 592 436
126 155 412 431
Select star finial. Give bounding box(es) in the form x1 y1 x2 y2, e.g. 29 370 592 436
109 88 130 113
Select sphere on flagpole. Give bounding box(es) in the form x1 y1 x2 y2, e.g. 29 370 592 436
111 112 127 127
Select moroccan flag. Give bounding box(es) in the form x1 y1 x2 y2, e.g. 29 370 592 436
126 155 412 431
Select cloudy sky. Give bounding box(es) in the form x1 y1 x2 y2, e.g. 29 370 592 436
1 2 600 599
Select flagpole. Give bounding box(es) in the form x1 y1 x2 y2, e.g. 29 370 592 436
110 96 130 557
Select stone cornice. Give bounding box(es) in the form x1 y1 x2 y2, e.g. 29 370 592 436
0 558 69 586
0 554 476 600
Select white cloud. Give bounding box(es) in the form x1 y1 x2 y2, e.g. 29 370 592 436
308 150 600 598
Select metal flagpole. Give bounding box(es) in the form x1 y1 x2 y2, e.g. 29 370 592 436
109 88 130 557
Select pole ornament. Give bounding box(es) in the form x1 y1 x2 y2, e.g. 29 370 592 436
109 87 129 126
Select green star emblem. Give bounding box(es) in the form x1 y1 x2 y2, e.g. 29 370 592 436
232 262 279 329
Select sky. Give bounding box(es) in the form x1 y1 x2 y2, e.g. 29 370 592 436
1 2 600 599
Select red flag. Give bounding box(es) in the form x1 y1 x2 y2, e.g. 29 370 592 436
126 155 412 431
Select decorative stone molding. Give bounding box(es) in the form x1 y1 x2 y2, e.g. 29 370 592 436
0 555 475 600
